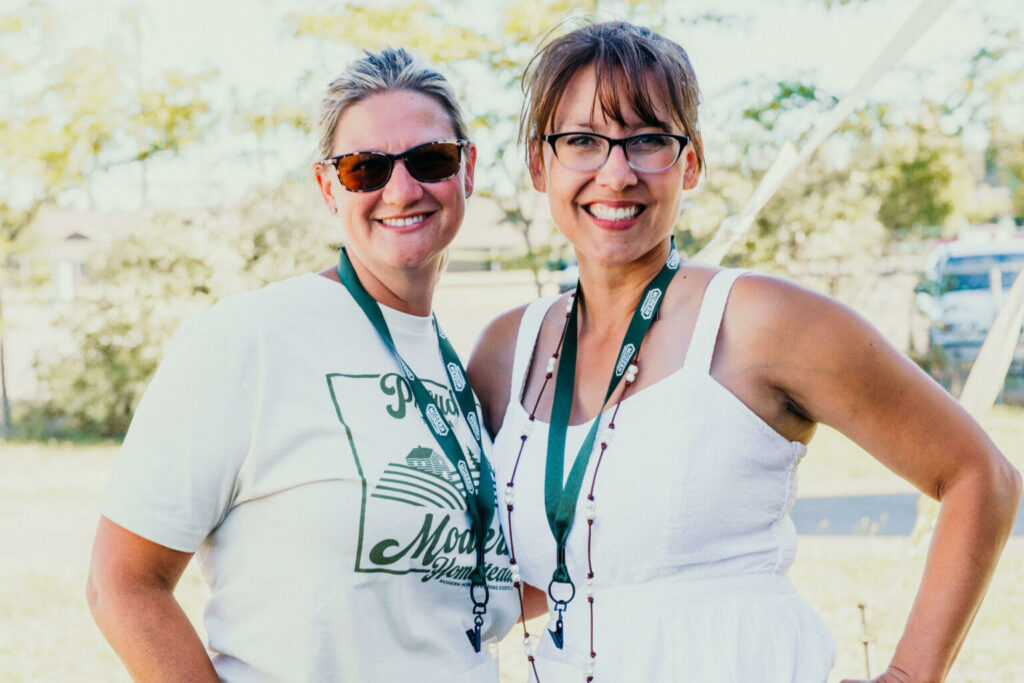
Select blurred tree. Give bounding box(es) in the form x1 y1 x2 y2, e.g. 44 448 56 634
31 182 333 439
0 2 217 437
945 6 1024 219
873 105 973 235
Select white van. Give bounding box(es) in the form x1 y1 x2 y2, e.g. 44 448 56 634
915 238 1024 362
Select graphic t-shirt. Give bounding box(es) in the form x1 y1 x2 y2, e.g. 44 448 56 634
100 273 516 683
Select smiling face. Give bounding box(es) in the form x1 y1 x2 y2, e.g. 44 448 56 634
531 63 699 268
315 89 475 278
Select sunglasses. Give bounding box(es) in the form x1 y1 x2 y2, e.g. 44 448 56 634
319 140 470 193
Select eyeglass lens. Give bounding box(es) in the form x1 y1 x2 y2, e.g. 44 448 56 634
334 142 463 192
553 134 682 173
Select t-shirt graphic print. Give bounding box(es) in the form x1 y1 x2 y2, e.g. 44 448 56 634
326 369 512 588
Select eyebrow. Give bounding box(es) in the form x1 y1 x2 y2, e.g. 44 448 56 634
555 120 673 133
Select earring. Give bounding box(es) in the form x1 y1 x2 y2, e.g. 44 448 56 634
330 205 338 215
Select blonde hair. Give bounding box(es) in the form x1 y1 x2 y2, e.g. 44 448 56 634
314 47 469 162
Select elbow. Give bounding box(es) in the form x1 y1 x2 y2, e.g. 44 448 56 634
979 457 1023 525
942 456 1023 531
85 567 108 625
1006 461 1024 511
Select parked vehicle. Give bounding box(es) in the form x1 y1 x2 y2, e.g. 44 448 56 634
914 238 1024 363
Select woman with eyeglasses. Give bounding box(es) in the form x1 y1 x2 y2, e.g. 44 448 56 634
468 21 1021 683
87 47 517 682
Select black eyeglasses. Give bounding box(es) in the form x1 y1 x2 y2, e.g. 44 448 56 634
543 132 690 173
319 139 469 192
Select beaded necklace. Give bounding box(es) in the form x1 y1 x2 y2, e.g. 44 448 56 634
504 241 679 681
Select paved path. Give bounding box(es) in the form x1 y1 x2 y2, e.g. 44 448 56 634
792 494 1024 536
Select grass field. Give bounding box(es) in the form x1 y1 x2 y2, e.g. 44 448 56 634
1 407 1021 681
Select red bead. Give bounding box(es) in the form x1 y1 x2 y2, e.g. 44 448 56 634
506 504 513 511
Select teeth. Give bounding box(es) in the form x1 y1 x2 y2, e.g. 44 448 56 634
381 214 427 227
588 204 639 221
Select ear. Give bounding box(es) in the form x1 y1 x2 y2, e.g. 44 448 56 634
462 142 477 198
681 147 700 191
314 164 338 213
528 140 547 193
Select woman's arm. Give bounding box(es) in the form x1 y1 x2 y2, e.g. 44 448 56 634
87 517 219 683
467 306 527 437
728 276 1022 683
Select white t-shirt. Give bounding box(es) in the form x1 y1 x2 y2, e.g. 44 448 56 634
100 273 517 683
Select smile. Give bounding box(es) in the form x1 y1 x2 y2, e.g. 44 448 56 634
584 203 644 221
379 213 430 228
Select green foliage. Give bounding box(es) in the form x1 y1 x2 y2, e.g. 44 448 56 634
873 106 973 234
989 132 1024 219
34 183 334 439
0 4 217 256
742 80 837 133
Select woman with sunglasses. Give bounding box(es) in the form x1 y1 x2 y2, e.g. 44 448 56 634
468 21 1021 683
87 47 517 682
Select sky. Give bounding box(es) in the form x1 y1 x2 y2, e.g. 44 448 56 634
15 0 1021 211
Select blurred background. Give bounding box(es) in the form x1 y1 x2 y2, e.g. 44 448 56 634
0 0 1022 681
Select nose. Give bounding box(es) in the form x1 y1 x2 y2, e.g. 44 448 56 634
381 159 424 205
595 143 637 191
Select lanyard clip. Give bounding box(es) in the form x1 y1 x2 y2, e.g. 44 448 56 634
466 579 489 653
546 573 575 651
466 613 484 653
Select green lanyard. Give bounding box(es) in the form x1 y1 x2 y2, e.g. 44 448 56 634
543 239 680 646
335 248 495 652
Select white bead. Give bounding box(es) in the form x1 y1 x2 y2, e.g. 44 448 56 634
546 357 557 374
522 419 534 438
600 428 614 446
584 499 595 518
511 567 521 584
523 637 533 654
585 582 594 598
587 657 595 674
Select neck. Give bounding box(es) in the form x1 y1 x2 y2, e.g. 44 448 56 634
574 240 672 335
321 250 439 316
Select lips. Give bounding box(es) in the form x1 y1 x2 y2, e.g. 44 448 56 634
375 211 436 230
583 201 646 228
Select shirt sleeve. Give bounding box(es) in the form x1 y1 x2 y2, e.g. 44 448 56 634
99 300 257 553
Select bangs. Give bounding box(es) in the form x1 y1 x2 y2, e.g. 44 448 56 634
520 20 704 173
590 57 673 130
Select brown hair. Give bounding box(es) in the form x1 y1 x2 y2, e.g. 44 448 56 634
314 47 469 163
520 21 704 173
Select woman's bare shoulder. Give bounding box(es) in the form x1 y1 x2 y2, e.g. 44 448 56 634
467 304 532 436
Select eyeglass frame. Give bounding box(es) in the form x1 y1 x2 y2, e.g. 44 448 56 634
317 139 471 193
542 132 690 173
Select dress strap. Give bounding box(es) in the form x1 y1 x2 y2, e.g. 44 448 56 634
508 296 560 407
684 269 750 375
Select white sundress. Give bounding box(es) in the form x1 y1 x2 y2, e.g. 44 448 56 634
492 269 837 682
